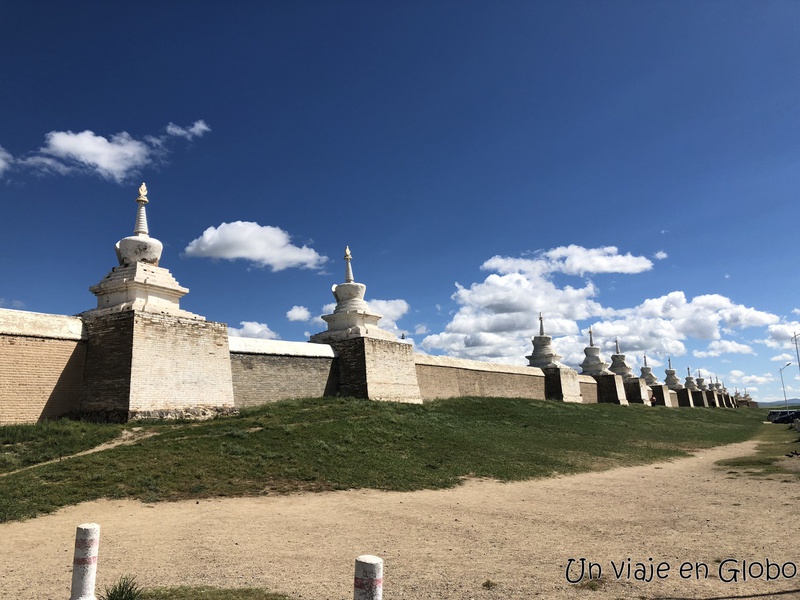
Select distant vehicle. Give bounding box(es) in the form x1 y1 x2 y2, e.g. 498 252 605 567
772 411 800 424
768 410 797 422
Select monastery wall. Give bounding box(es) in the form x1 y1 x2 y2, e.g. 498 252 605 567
414 354 546 401
0 184 744 425
129 312 234 416
577 374 599 404
229 338 337 407
0 308 87 424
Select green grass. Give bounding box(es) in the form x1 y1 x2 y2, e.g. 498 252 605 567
716 420 800 479
0 397 766 523
0 419 123 473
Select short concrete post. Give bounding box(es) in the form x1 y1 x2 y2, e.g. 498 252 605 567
354 554 383 600
70 523 100 600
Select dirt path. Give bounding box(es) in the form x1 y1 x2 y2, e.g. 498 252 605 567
0 427 160 478
1 441 798 600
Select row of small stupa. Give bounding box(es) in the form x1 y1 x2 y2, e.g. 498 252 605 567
526 313 752 401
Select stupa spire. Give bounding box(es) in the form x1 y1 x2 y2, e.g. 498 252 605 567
133 182 150 236
539 312 544 336
344 246 354 283
588 326 594 347
615 338 621 354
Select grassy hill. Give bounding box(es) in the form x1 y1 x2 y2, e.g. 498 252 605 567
0 396 769 524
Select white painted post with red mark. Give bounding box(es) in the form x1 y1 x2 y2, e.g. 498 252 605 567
70 523 100 600
354 554 383 600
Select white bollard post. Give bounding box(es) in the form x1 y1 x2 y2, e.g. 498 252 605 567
354 554 383 600
70 523 100 600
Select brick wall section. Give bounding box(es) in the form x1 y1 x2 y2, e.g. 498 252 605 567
623 378 651 404
128 312 234 414
230 353 337 407
0 309 87 424
595 374 629 405
329 338 369 398
542 367 585 403
362 338 422 403
676 389 694 407
578 375 598 404
650 385 670 406
81 311 134 417
691 391 708 407
81 310 234 419
414 355 545 401
0 334 86 423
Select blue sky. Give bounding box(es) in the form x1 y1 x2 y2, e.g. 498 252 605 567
2 1 800 403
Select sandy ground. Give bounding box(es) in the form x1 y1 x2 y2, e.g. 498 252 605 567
1 440 799 600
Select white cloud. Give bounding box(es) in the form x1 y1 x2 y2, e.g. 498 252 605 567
760 321 800 349
693 340 755 358
770 353 794 362
483 244 653 279
166 120 211 140
184 221 327 271
37 130 151 182
653 250 668 260
286 305 311 322
227 321 280 339
0 298 25 309
414 324 429 335
0 145 13 176
727 369 774 386
422 245 781 367
11 120 210 183
19 155 73 175
423 245 649 363
369 299 410 334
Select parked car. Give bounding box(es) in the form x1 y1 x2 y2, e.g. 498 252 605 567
768 409 798 422
772 410 800 424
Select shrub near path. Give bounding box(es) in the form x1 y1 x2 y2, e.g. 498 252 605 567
0 396 765 522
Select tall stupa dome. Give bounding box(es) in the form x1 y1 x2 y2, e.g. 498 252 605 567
331 246 370 313
579 327 612 376
115 183 163 266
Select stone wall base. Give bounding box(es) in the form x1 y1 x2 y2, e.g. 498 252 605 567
81 309 234 419
623 378 652 404
329 337 422 403
594 374 629 405
692 390 708 407
676 389 694 407
543 367 584 403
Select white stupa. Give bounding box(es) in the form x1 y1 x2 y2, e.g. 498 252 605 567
683 367 698 391
640 353 660 385
310 246 394 342
579 327 612 375
664 357 683 390
526 313 564 369
696 370 707 391
608 338 634 379
85 183 200 319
